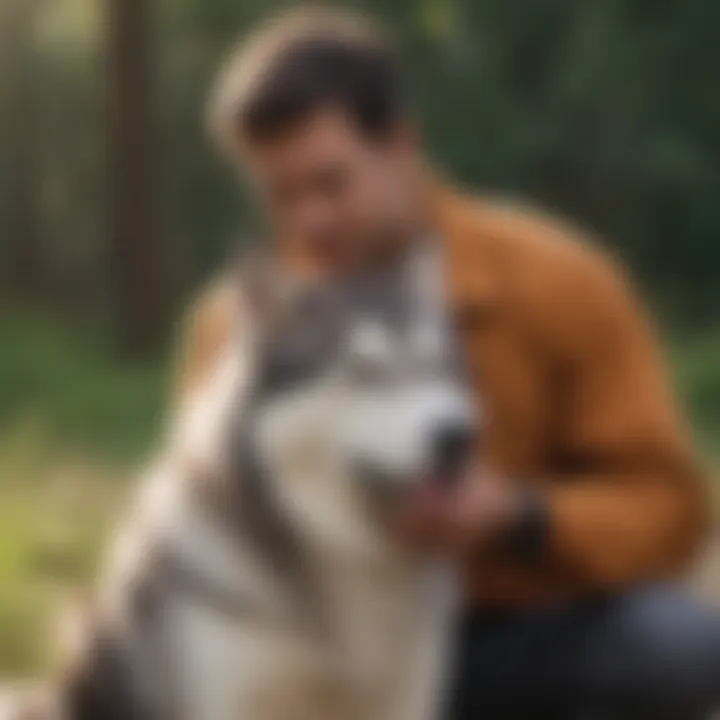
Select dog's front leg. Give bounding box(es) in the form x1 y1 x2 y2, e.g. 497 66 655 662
165 600 247 720
389 575 457 720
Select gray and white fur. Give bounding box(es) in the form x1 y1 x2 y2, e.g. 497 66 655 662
4 242 477 720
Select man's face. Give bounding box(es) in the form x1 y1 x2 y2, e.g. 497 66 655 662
244 108 421 271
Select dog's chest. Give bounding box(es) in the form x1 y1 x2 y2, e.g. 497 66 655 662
155 246 460 720
170 559 451 720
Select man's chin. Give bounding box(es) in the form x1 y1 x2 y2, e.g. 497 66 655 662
304 235 364 272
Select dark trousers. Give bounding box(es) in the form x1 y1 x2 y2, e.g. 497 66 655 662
447 584 720 720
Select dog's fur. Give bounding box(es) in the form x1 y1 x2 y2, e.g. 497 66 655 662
4 244 474 720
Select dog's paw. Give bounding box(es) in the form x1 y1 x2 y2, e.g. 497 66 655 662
0 685 59 720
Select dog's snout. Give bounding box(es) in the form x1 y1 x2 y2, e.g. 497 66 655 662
431 421 474 482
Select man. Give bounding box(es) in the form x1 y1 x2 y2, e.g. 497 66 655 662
180 9 719 719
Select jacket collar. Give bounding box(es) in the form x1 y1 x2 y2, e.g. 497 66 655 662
425 177 500 318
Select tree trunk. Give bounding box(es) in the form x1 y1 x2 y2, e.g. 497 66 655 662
107 0 164 357
0 0 42 303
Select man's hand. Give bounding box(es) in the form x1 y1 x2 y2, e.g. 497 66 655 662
395 467 523 558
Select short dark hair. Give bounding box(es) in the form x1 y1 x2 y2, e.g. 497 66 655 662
209 8 406 155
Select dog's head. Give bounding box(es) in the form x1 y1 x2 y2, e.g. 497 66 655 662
238 249 477 537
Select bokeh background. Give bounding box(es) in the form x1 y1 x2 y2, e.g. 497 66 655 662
0 0 718 676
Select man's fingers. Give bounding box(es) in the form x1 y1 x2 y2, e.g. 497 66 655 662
395 485 457 550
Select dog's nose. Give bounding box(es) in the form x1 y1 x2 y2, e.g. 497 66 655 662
431 421 474 482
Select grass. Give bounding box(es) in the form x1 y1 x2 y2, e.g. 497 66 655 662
0 315 718 676
0 315 168 464
0 467 126 675
0 315 166 676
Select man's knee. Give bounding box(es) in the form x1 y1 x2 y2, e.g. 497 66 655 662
446 588 720 719
587 586 720 713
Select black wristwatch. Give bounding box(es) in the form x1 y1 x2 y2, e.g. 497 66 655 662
500 487 551 563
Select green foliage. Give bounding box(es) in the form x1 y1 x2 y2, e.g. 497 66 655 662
0 316 167 463
673 332 720 456
0 472 124 674
3 0 717 333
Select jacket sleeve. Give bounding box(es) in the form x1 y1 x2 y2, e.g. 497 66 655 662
540 251 709 589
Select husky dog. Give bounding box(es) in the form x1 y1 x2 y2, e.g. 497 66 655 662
5 244 477 720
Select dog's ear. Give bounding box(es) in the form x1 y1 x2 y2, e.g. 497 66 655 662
237 251 286 325
235 250 316 337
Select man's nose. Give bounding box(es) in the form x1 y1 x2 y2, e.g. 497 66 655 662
431 421 475 483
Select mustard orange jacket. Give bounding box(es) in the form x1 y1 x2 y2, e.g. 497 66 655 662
178 182 708 608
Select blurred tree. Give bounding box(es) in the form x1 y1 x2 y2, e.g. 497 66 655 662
107 0 164 356
0 0 43 300
1 0 717 340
